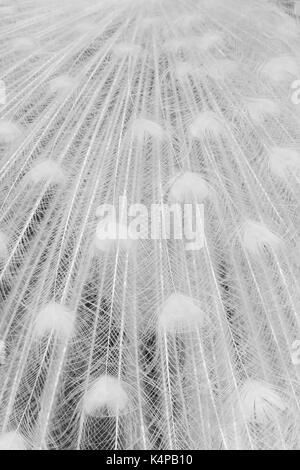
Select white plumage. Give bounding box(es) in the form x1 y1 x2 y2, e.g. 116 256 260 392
0 0 299 450
33 302 75 338
84 375 129 416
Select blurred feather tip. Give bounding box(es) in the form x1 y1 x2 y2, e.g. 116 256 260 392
0 231 8 259
245 98 280 123
0 431 27 450
0 5 16 15
113 42 142 58
0 120 22 144
171 13 200 29
95 217 136 252
261 56 299 82
33 302 75 339
12 36 37 52
168 171 209 203
49 75 78 96
190 111 227 139
26 160 65 185
140 16 162 29
238 380 286 423
198 31 224 50
174 61 199 81
163 37 184 53
84 375 128 416
0 339 6 365
74 21 96 34
158 293 204 333
206 59 237 80
241 220 282 255
269 147 300 178
130 118 166 142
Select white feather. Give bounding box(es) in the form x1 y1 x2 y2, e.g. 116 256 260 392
269 147 300 178
245 98 280 124
0 339 6 365
0 231 8 259
197 32 224 50
0 432 27 450
241 220 282 255
0 120 22 144
84 375 128 416
49 75 78 96
205 59 237 81
12 37 37 52
237 380 286 423
130 118 166 142
158 293 205 334
95 216 136 252
168 171 209 203
26 160 65 185
0 0 300 451
261 56 299 82
113 42 142 58
33 302 75 339
190 111 227 139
